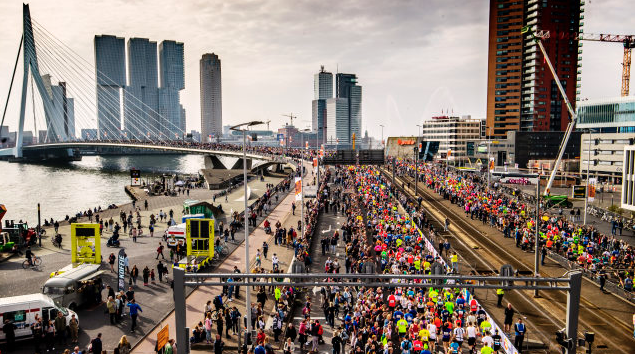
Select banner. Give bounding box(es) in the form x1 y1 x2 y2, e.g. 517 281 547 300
295 177 302 201
313 157 318 168
588 177 597 202
117 249 126 291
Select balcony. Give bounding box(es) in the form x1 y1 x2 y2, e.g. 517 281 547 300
527 0 538 4
527 18 537 26
524 47 537 55
576 83 582 88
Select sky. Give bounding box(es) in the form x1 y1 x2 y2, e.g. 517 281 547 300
0 0 633 140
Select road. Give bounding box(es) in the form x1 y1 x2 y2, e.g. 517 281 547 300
387 169 635 353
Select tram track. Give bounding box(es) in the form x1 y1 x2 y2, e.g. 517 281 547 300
382 168 635 353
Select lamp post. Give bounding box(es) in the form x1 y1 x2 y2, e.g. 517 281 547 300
300 129 311 236
379 124 384 149
229 120 264 345
583 129 592 225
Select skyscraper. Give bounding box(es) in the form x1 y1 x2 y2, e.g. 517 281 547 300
312 66 333 144
325 73 362 148
125 38 159 139
95 35 125 139
486 0 583 138
158 40 185 138
200 53 222 141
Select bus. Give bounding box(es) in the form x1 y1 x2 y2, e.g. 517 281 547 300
491 171 539 185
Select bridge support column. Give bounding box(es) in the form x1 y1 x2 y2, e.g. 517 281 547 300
231 158 252 170
204 155 227 169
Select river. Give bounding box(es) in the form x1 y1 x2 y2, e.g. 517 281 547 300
0 154 205 224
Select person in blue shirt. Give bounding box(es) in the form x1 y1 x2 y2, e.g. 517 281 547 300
126 299 143 332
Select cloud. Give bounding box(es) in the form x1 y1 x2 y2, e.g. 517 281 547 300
0 0 632 140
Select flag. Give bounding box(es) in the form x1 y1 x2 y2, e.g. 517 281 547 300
313 157 317 167
294 177 302 201
305 141 309 149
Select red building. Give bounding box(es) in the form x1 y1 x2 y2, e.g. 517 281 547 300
486 0 583 138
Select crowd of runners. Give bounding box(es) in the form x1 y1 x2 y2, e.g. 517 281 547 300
391 159 634 293
243 165 518 354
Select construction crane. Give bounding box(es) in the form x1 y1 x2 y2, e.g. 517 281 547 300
536 30 635 96
579 33 635 96
524 28 578 197
265 120 271 131
281 113 296 127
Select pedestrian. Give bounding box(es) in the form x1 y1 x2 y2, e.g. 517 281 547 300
157 261 165 282
213 334 224 354
44 320 55 351
126 299 143 332
67 314 79 343
156 242 166 259
514 318 526 352
150 269 156 284
3 319 16 351
90 333 102 354
143 266 150 286
107 297 116 324
504 304 515 334
144 200 148 211
109 253 116 272
126 286 135 302
130 265 139 286
118 335 131 354
54 311 67 345
132 227 138 243
262 241 269 259
496 288 504 307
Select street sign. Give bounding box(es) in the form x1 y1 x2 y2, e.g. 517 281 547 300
572 185 586 199
157 325 169 350
322 149 384 165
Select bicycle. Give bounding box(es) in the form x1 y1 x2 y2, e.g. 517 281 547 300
22 256 42 269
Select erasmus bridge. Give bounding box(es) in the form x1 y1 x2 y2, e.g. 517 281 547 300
0 4 277 171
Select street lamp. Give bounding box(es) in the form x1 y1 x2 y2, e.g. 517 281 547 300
299 129 312 237
379 124 385 149
229 120 263 345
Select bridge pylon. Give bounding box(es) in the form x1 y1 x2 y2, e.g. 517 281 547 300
14 4 66 158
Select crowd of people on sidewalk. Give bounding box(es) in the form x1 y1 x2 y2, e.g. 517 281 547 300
392 158 634 293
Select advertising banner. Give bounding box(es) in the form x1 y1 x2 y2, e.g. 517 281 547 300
295 177 302 201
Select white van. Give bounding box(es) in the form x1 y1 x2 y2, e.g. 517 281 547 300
0 293 78 341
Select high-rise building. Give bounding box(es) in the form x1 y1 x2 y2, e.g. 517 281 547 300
200 53 222 141
314 66 333 100
41 75 75 141
312 66 333 144
485 0 583 138
124 38 159 140
325 73 362 148
95 35 126 139
158 40 185 137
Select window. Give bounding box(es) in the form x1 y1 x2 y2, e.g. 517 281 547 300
3 311 26 322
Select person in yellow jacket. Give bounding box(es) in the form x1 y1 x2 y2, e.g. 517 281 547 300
496 288 504 307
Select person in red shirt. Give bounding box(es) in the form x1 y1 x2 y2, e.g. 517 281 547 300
388 294 397 308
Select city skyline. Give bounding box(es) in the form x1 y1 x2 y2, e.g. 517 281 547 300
0 0 633 140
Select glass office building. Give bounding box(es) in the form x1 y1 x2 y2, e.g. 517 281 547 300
577 96 635 132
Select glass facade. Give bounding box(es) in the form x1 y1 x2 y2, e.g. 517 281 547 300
94 35 125 139
577 97 635 129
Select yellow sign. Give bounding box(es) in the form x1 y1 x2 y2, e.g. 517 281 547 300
157 325 169 350
186 219 215 259
70 223 101 264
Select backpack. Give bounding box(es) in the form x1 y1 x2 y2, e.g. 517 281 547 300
317 325 323 335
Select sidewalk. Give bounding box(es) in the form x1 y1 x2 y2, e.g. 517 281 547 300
132 189 301 353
